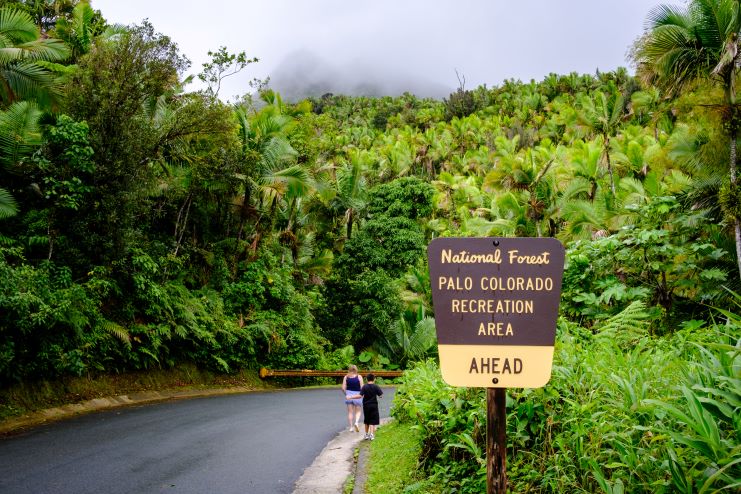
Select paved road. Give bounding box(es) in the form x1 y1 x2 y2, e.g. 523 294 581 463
0 387 395 494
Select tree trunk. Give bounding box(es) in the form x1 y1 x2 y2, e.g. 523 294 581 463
727 71 741 280
47 214 54 261
604 134 616 196
731 131 741 280
173 193 192 258
346 208 354 240
236 185 251 243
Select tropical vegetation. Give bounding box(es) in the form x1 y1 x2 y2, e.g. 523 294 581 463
0 0 739 491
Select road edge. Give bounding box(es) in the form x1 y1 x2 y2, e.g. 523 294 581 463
292 427 366 494
293 417 393 494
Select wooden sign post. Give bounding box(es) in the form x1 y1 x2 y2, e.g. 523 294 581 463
428 237 565 493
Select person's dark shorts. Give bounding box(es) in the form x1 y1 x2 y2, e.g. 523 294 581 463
363 404 380 425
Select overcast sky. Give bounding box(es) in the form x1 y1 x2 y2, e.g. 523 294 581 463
93 0 653 100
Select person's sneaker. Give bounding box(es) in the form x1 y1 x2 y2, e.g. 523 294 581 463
364 433 370 440
369 433 375 440
349 426 355 432
354 422 360 432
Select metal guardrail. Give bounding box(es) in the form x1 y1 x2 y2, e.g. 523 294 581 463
259 368 403 379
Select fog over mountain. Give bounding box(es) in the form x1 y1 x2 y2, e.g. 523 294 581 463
94 0 651 102
268 50 454 101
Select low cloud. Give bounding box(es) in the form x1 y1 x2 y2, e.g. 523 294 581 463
268 50 454 101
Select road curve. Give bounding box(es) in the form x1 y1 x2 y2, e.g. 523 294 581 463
0 387 394 494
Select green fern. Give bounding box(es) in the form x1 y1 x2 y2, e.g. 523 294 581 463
596 300 651 346
212 355 230 373
99 320 131 347
27 235 49 247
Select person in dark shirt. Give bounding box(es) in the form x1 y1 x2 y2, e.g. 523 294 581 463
349 373 383 440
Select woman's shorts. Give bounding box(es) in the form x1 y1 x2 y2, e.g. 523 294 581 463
345 392 362 406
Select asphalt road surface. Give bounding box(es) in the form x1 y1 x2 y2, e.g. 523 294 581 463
0 386 395 494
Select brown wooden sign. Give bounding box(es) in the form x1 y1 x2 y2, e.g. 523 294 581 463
428 237 565 388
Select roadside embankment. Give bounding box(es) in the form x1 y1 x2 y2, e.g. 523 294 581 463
0 364 280 435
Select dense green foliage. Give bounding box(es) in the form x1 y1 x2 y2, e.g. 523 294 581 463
392 307 740 492
0 1 740 489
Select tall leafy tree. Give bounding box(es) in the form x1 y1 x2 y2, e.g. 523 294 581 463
635 0 741 278
198 46 258 99
320 177 434 348
65 20 189 263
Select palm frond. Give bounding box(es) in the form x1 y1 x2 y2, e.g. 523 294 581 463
55 1 95 56
0 38 70 63
558 199 607 240
0 8 38 44
0 186 17 218
407 317 437 359
645 4 693 31
99 24 128 43
559 176 593 202
260 164 312 202
0 100 41 167
258 135 296 171
1 61 63 104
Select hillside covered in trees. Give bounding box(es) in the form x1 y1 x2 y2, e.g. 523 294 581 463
0 1 739 491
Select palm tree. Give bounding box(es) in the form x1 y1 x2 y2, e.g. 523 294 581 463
576 90 625 196
567 139 604 201
635 0 741 278
376 307 437 368
0 7 70 107
333 149 368 240
53 0 95 60
556 192 616 241
233 95 313 251
629 87 674 139
483 139 559 236
400 265 432 315
611 126 659 178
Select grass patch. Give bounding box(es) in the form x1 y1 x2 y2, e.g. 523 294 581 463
343 446 360 494
365 420 423 493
